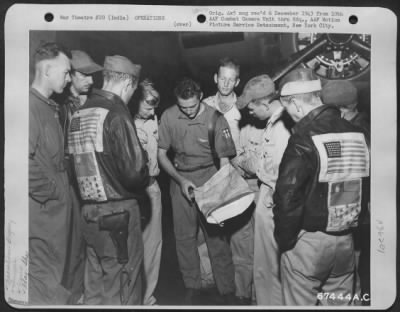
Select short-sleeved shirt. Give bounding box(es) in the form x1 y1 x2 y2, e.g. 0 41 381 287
158 104 236 171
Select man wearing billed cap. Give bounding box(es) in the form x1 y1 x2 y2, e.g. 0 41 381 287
322 80 371 303
235 74 291 305
322 80 370 139
60 50 103 134
58 49 103 304
67 55 149 305
274 69 370 305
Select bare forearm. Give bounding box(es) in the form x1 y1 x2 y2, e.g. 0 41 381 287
220 157 230 168
157 149 184 184
158 148 197 201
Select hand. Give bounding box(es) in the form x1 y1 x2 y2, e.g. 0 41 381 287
266 198 275 209
264 187 275 209
179 178 197 203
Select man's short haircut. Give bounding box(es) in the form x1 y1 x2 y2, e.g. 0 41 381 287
138 79 160 106
103 70 138 86
33 42 71 65
217 57 240 76
174 77 202 100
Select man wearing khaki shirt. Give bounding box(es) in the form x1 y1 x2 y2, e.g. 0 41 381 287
236 74 291 305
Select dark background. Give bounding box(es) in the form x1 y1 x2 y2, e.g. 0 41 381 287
29 30 371 117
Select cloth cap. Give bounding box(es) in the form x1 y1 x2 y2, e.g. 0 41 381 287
71 50 103 74
103 55 141 77
321 80 358 108
279 68 321 96
236 74 278 109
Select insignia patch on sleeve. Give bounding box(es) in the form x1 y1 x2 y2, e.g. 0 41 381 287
222 128 231 139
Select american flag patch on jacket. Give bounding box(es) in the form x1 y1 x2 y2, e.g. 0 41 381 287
67 107 110 201
312 132 370 182
68 107 109 154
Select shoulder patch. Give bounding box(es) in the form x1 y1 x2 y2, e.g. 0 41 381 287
222 128 231 139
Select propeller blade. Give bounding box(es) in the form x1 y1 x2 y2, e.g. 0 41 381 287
272 35 328 82
349 36 371 61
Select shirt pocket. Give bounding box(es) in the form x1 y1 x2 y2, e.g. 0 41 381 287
197 137 210 150
246 139 260 153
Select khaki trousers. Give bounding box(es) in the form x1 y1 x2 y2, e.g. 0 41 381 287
253 183 283 305
281 230 355 306
198 178 257 297
142 181 163 305
170 167 235 295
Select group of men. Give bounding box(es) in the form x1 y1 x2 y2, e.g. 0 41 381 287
29 40 370 306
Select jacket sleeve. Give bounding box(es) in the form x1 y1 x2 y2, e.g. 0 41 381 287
273 135 311 253
29 108 59 203
109 115 149 191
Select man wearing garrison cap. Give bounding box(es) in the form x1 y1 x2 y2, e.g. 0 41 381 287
60 50 103 131
235 74 291 306
67 55 149 305
273 69 370 305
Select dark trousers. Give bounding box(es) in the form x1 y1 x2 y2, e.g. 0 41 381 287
61 186 85 303
170 167 235 295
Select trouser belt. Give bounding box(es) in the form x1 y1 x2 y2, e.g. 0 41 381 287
323 229 353 236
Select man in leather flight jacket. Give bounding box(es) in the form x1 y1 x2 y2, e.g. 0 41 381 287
273 69 370 306
67 55 149 305
322 80 371 302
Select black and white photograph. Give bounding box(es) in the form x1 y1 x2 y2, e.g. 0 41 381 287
3 4 397 309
